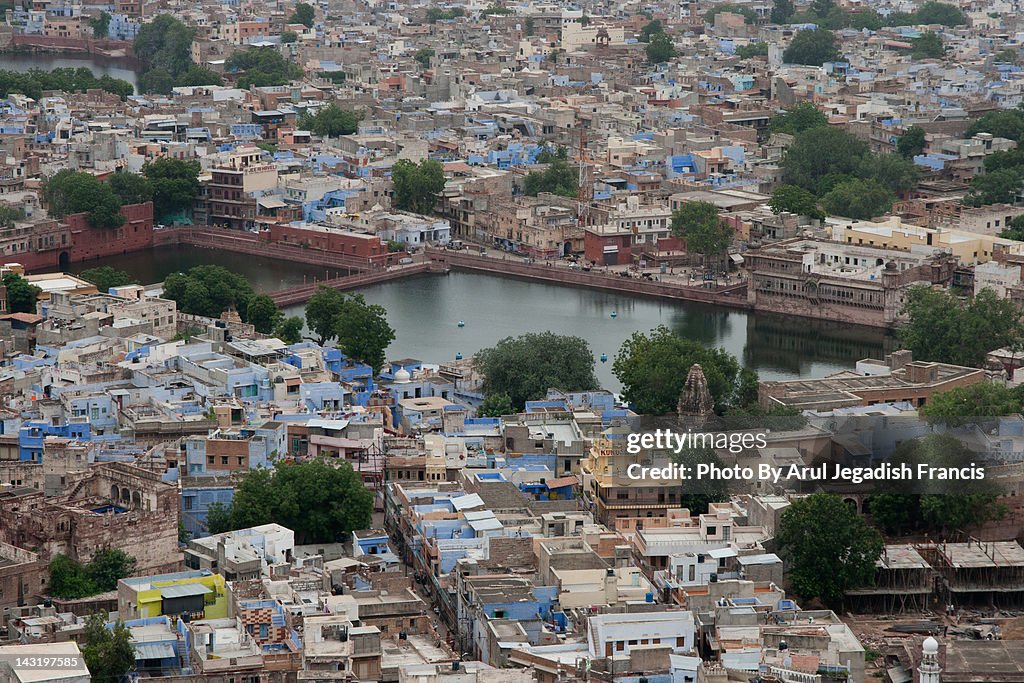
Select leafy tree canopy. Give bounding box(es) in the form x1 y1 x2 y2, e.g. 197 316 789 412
42 169 125 228
274 316 305 344
82 614 135 683
646 32 677 63
246 294 282 334
820 177 895 220
79 266 135 293
913 1 967 26
392 158 447 214
613 325 754 415
290 2 315 27
736 42 769 59
477 393 516 417
523 158 578 198
2 273 41 314
208 459 374 543
0 67 132 100
301 104 363 137
899 286 1023 367
134 14 197 94
897 125 926 158
670 200 734 261
476 332 599 409
226 47 304 89
777 493 883 606
770 184 824 219
142 157 202 220
162 265 256 319
783 28 841 65
769 102 829 135
304 288 394 371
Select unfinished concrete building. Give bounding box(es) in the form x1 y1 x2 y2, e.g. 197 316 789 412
846 544 934 613
923 540 1024 608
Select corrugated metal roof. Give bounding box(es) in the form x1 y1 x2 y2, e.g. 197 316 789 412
159 583 212 599
134 642 176 660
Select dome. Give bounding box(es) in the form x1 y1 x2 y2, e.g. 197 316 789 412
923 636 939 655
394 368 412 383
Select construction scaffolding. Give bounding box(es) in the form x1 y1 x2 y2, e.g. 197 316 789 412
922 539 1024 608
846 544 934 613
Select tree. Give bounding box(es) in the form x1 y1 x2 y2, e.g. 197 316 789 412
81 614 135 683
134 15 197 94
48 555 97 599
87 549 136 592
162 265 256 319
306 287 346 345
670 201 734 266
301 104 363 137
523 158 578 198
776 493 883 606
911 31 944 59
995 48 1019 64
847 10 883 30
89 11 111 38
771 0 795 23
821 178 895 219
176 65 223 87
639 19 663 41
1000 214 1024 241
769 102 829 135
414 47 435 69
524 16 534 35
769 184 824 219
535 145 569 163
736 42 769 59
476 332 598 409
392 158 447 214
281 30 298 43
899 286 1023 367
290 2 315 27
139 68 175 96
914 1 967 26
897 125 926 158
2 273 41 314
274 316 304 344
781 126 870 193
0 205 24 227
0 68 130 100
221 459 373 543
142 157 202 220
870 435 1006 535
675 447 730 513
966 106 1024 140
646 32 677 63
857 152 920 194
79 266 135 293
783 28 841 65
246 294 282 334
206 501 234 534
478 393 516 417
42 169 124 228
613 326 750 415
966 168 1023 206
108 171 153 206
921 382 1024 422
226 47 303 89
331 293 395 373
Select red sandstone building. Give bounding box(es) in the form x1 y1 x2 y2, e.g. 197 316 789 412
265 222 389 264
0 202 153 272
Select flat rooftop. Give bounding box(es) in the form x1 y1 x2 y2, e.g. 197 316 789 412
938 541 1024 569
944 640 1024 682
